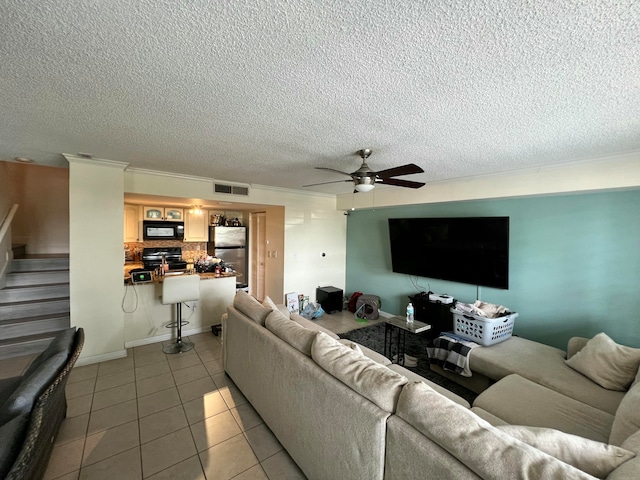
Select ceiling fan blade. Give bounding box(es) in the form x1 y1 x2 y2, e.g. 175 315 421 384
303 179 352 187
314 167 354 177
379 177 426 189
376 163 424 178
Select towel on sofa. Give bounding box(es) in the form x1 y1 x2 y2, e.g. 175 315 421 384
427 334 479 377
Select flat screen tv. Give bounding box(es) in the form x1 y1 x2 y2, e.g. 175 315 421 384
388 217 510 289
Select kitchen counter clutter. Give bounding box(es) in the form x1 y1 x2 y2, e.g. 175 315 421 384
123 263 241 283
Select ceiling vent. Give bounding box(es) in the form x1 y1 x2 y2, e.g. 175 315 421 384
214 182 250 197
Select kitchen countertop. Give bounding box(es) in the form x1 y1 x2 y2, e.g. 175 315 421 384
124 263 241 283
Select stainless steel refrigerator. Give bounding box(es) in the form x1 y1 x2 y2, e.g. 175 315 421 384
207 226 248 288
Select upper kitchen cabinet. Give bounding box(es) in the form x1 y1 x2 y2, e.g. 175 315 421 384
143 206 184 221
184 210 208 242
124 204 140 242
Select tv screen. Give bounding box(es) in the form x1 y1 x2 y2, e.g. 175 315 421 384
388 217 510 289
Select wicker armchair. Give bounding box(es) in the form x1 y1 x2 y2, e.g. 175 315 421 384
6 328 85 480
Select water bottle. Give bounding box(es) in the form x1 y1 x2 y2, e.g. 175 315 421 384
406 302 414 324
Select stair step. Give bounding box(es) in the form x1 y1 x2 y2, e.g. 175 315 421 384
0 284 69 303
0 313 70 340
0 332 60 360
11 257 69 272
0 298 70 320
6 271 70 287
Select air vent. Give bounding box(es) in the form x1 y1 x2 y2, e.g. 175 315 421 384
214 183 250 197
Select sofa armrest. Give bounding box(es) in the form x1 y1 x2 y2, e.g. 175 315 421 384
567 337 590 359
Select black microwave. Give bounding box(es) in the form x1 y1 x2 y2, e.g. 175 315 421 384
142 221 184 240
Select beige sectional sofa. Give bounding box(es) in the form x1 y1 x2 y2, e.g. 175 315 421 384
223 291 639 479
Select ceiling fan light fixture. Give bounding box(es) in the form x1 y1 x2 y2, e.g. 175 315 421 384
354 183 375 193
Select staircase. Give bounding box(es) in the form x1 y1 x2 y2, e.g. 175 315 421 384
0 255 70 360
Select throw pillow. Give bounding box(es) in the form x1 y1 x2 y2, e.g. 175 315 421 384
498 425 635 478
23 327 75 378
262 295 279 311
234 290 272 326
311 332 407 412
565 333 640 391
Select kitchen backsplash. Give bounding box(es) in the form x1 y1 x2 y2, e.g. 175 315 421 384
124 241 208 263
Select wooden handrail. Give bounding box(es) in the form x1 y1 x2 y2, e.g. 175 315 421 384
0 204 19 244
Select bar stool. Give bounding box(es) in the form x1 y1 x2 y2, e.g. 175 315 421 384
162 275 200 354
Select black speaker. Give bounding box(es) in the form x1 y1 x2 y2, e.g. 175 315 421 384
316 286 343 313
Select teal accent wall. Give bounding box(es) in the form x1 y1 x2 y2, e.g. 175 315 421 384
345 189 640 349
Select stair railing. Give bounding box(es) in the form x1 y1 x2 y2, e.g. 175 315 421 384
1 203 19 282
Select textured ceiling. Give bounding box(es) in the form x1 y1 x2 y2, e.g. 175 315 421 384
1 0 638 194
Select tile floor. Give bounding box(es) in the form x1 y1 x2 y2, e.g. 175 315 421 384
1 332 307 480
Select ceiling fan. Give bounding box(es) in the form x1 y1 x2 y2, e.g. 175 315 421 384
304 149 425 192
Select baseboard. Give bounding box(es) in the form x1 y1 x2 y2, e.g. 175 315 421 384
124 324 214 349
75 349 128 367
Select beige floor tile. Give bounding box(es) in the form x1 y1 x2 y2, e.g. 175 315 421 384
133 342 164 356
135 360 171 381
136 371 175 397
137 386 182 418
233 464 270 480
50 471 80 480
167 351 202 371
79 446 142 480
182 389 229 425
231 403 263 432
133 350 167 367
68 364 99 384
66 377 96 399
0 369 23 380
98 356 134 377
243 424 283 462
94 368 135 392
177 376 217 404
189 332 220 343
199 434 259 480
201 357 224 375
145 455 205 480
91 382 136 411
190 410 242 452
55 413 89 446
87 398 138 435
260 450 307 480
82 420 140 467
141 426 197 478
139 404 188 444
172 363 209 386
67 393 93 417
43 438 85 480
214 380 248 409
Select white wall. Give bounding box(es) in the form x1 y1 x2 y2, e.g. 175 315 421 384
337 152 640 210
67 155 129 364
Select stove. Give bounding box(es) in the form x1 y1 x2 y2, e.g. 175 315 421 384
141 247 187 271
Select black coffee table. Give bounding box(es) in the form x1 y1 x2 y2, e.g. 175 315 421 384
384 316 431 366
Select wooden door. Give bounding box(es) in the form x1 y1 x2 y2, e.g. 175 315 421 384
250 212 266 300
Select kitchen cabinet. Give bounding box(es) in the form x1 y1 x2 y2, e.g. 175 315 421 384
184 210 208 242
124 204 140 242
143 206 183 221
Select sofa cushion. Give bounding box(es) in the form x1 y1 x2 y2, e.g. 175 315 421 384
0 352 68 424
265 311 317 357
290 313 340 340
312 332 407 412
0 377 22 408
497 425 635 478
473 374 614 443
470 336 624 415
609 382 640 446
262 296 290 317
565 333 640 392
23 327 75 379
0 413 29 479
234 290 272 326
396 381 596 479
